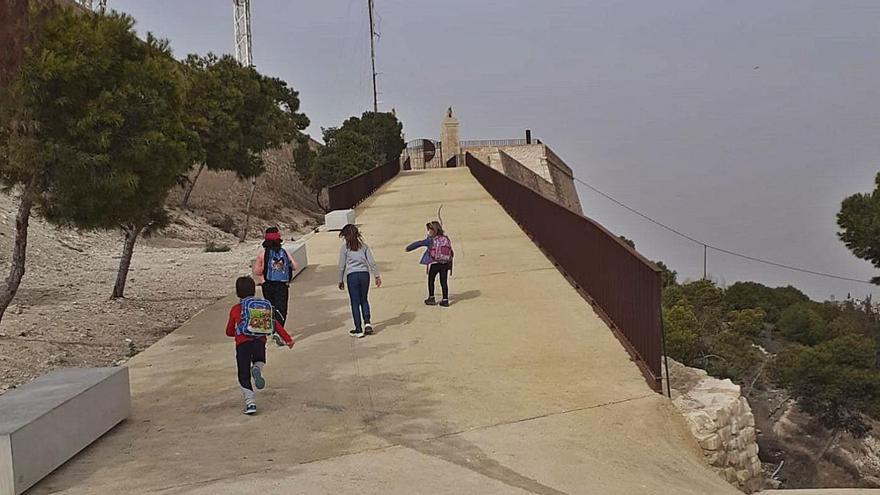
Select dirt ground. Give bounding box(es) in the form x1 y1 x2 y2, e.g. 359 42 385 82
0 137 324 392
0 191 316 393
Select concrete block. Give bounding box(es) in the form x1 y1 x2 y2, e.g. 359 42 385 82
739 426 756 443
715 406 732 426
730 412 742 432
0 367 130 495
717 425 733 444
705 450 728 466
723 467 738 483
324 209 355 231
289 242 308 279
746 442 759 459
699 433 723 451
685 410 718 437
748 459 763 478
728 449 751 467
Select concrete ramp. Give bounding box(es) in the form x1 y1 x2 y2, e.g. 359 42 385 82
31 169 737 494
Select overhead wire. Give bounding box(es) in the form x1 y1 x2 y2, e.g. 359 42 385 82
570 175 875 286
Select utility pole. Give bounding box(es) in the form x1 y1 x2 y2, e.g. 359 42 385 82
233 0 253 67
703 244 708 280
368 0 379 112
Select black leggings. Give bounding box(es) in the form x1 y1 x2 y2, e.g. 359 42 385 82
236 339 266 391
261 281 289 326
428 263 450 300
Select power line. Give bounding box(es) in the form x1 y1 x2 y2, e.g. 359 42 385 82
574 177 703 245
571 175 875 286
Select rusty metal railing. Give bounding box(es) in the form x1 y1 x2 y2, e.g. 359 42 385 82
465 153 664 392
327 159 400 211
460 138 532 148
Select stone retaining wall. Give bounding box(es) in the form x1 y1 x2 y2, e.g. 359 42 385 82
463 143 583 214
668 359 764 493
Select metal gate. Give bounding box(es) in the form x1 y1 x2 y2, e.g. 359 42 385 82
400 139 445 170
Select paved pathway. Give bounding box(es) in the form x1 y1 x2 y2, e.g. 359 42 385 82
33 169 737 494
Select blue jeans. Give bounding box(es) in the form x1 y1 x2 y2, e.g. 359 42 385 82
347 272 371 331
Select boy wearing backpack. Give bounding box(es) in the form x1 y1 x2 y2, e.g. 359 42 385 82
405 221 454 307
226 276 294 415
253 227 298 326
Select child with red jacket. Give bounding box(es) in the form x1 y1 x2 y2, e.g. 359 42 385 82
226 276 294 415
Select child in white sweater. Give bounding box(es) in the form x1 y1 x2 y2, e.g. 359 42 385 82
338 224 382 338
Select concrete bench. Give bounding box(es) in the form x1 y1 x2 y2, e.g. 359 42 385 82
0 367 130 495
324 209 355 231
289 241 308 279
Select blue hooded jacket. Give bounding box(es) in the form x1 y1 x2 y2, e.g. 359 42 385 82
406 236 454 268
405 237 434 265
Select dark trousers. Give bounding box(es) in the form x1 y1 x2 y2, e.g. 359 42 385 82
428 263 450 300
236 339 266 391
261 281 289 326
346 272 371 331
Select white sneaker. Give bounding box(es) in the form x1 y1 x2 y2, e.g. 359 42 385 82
349 329 365 338
364 323 374 335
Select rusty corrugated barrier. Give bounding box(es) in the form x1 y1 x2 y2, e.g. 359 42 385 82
466 153 664 392
327 158 400 211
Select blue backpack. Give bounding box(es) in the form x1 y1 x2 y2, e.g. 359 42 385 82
264 248 292 283
236 297 275 338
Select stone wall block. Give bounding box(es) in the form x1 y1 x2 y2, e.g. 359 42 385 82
700 433 724 451
668 359 764 493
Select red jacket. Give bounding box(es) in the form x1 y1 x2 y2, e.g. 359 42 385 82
226 303 294 347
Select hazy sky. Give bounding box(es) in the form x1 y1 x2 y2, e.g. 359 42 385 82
111 0 880 300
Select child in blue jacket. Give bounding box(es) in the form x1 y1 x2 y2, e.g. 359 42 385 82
405 221 454 306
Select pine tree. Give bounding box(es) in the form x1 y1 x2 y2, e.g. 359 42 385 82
178 54 309 208
295 111 404 211
0 6 193 312
839 172 880 284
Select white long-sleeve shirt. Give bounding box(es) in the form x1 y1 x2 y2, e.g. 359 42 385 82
338 244 379 283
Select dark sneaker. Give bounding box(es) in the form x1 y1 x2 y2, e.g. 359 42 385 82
424 297 437 306
244 402 257 415
251 365 266 390
439 299 450 307
364 323 374 335
349 328 365 338
272 333 285 347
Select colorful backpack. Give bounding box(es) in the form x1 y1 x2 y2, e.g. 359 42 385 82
264 248 292 283
429 235 453 263
236 297 275 338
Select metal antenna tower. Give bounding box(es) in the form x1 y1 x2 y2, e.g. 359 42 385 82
368 0 378 112
233 0 253 66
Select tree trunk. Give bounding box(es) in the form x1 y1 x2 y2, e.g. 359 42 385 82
0 184 36 324
112 225 144 299
316 189 329 213
814 429 840 464
239 177 257 243
180 163 206 209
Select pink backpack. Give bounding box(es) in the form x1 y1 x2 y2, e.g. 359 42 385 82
429 235 453 263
